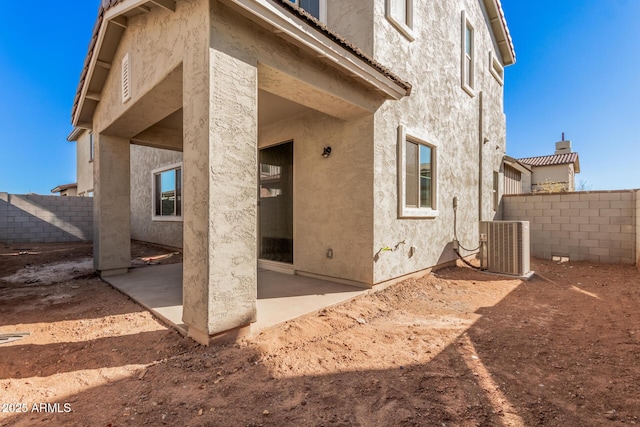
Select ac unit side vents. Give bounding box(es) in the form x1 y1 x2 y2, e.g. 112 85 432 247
480 221 533 279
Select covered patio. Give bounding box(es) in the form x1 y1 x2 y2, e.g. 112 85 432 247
103 263 366 336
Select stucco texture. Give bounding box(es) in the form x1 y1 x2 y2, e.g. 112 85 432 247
130 144 183 248
531 164 575 192
371 0 507 283
75 130 94 196
86 0 514 338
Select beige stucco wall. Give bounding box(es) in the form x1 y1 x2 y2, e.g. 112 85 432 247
92 4 189 136
61 188 79 197
214 1 388 286
130 144 183 248
89 0 260 339
259 112 375 284
369 0 508 283
75 130 94 196
327 2 374 56
531 164 574 192
87 0 516 336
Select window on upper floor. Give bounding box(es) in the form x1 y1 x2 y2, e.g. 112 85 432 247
152 163 182 221
489 51 504 86
397 125 438 218
89 132 94 162
289 0 327 23
461 11 475 96
493 171 499 211
386 0 414 41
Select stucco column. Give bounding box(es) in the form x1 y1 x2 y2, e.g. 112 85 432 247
93 133 131 276
182 38 258 343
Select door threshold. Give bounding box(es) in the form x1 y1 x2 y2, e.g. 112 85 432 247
258 259 294 275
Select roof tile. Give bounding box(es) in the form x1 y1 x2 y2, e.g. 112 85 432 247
518 152 579 167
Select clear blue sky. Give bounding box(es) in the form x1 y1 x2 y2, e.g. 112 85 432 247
502 0 640 190
0 1 638 194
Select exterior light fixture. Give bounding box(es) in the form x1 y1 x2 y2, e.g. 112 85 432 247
322 146 332 158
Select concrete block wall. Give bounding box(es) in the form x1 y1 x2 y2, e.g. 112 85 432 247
503 190 637 265
0 192 93 243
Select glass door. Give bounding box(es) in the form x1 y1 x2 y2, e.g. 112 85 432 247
258 141 293 263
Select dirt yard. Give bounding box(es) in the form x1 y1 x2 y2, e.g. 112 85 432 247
1 242 639 426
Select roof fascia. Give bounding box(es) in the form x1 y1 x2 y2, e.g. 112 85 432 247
224 0 410 100
504 155 531 174
66 127 86 142
482 0 516 66
72 0 150 127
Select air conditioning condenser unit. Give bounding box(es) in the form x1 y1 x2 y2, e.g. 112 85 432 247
479 221 533 278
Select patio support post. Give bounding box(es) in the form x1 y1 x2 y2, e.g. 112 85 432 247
93 133 131 276
182 16 258 344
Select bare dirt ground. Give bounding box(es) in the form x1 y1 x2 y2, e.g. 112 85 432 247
1 242 639 427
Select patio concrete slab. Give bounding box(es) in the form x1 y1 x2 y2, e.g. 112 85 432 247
104 263 186 333
255 269 365 332
103 264 366 337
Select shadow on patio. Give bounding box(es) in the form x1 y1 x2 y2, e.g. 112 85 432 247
103 263 366 335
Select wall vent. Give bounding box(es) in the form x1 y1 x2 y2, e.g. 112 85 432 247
121 53 131 103
479 221 532 277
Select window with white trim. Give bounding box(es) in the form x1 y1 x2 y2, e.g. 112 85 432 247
152 163 182 221
288 0 327 23
386 0 414 41
489 51 504 86
89 132 94 161
461 11 475 96
493 171 499 211
397 125 438 218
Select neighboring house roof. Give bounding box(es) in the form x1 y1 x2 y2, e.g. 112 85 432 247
503 155 531 174
71 0 412 128
518 152 580 173
66 127 86 142
51 183 78 194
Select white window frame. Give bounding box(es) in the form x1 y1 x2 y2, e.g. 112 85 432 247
489 51 504 86
385 0 415 42
492 170 499 211
397 125 438 219
89 131 94 162
289 0 327 23
461 11 475 97
152 162 183 222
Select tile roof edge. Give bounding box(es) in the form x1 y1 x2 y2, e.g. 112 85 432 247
266 0 411 93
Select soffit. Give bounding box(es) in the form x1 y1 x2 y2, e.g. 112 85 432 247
72 0 411 129
482 0 516 66
72 0 177 128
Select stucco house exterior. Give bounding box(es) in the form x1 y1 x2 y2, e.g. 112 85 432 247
519 139 581 193
502 155 531 195
70 0 516 344
66 128 95 197
50 183 79 197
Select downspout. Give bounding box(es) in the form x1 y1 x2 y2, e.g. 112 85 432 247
478 90 484 222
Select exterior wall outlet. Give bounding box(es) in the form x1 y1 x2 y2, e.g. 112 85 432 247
326 248 333 259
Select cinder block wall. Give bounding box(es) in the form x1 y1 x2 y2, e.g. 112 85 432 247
503 190 637 264
0 192 93 243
